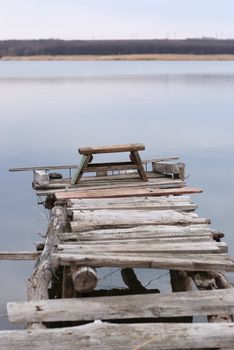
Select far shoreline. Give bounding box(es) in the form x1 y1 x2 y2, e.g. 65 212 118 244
1 54 234 61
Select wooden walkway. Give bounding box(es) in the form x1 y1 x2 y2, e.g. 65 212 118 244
3 145 234 349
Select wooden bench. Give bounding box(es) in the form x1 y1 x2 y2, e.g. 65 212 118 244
71 143 148 184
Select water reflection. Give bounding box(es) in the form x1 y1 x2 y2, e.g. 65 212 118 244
0 61 233 329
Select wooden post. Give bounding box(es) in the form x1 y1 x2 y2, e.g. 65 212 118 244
62 267 75 298
27 206 68 328
170 270 193 323
121 268 149 293
71 266 97 293
188 271 233 322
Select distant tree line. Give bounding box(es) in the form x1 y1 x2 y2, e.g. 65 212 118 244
0 39 234 56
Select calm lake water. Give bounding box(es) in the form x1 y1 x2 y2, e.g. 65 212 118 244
0 61 234 329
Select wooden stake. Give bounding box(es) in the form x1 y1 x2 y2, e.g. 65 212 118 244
71 266 97 293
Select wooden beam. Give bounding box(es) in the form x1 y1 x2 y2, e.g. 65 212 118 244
57 241 224 254
69 195 194 206
130 150 148 181
71 266 97 293
78 143 145 154
0 252 40 260
59 224 212 241
71 154 92 185
70 209 209 231
7 288 234 324
51 252 234 272
36 178 185 196
1 322 234 349
27 206 67 302
67 196 196 215
55 186 203 200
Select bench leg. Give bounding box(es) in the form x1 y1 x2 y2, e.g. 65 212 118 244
71 154 93 185
130 151 148 181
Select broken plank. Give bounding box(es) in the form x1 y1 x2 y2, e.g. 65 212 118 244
1 322 234 350
55 186 203 200
51 252 234 272
0 252 40 260
7 288 234 324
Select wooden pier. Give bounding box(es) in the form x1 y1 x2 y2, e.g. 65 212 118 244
2 143 234 349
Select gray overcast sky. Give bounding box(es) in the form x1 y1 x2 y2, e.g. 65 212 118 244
0 0 234 40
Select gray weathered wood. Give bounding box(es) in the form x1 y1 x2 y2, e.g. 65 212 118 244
1 322 234 349
35 177 184 191
152 161 185 179
51 252 234 272
55 186 202 200
68 203 197 214
0 252 39 260
70 195 193 206
71 266 97 293
68 195 196 212
70 209 209 231
67 224 211 240
189 271 233 322
57 240 224 254
27 206 67 302
7 288 234 324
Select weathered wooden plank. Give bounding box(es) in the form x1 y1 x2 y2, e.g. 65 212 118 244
55 186 203 200
59 234 212 243
51 252 234 272
57 241 224 254
78 143 145 154
1 322 234 349
7 288 234 324
35 177 184 194
70 195 193 206
69 224 211 239
0 252 39 260
70 209 209 231
69 203 196 214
